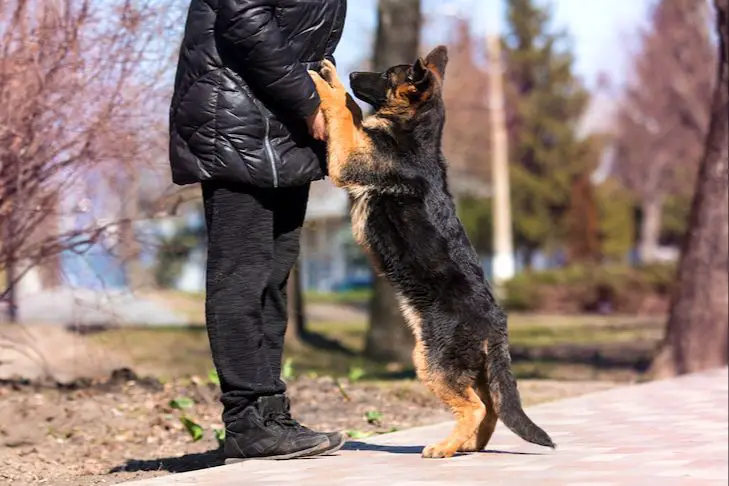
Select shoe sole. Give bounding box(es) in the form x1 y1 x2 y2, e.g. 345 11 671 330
224 433 347 464
224 442 328 464
304 434 347 457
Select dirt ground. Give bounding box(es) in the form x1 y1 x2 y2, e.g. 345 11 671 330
0 313 648 485
0 371 616 485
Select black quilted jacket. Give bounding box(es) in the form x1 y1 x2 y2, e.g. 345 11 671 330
169 0 347 187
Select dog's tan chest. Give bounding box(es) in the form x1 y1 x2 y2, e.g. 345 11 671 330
348 185 372 247
347 184 387 275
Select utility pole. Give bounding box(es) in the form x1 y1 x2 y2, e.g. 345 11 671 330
486 18 515 285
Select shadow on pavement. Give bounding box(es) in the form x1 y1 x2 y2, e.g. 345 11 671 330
109 443 545 475
342 441 423 454
343 441 545 456
110 449 223 474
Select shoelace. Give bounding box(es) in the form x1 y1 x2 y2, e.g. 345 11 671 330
263 411 300 428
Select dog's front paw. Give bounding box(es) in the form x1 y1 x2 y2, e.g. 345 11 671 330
320 60 343 88
308 70 332 94
309 68 346 114
422 442 457 459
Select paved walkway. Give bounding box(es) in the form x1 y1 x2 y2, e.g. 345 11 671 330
124 367 728 485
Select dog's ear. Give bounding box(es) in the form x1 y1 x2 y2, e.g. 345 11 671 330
411 57 433 92
424 45 448 79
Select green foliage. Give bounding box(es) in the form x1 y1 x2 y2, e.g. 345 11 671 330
282 358 295 380
347 366 366 383
661 193 692 246
364 410 383 425
179 416 204 442
207 369 220 386
167 394 223 444
456 196 493 255
346 430 372 439
213 427 226 447
168 397 195 410
502 263 676 313
501 277 540 312
503 0 591 255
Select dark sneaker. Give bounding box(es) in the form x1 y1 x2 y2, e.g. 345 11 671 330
223 403 328 464
264 395 346 456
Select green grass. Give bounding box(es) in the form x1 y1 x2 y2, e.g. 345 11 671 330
304 289 371 306
310 314 664 348
306 320 367 350
507 315 664 347
511 360 645 382
89 314 664 382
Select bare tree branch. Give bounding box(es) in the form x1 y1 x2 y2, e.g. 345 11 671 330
0 0 182 316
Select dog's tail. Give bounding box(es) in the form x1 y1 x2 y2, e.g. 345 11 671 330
484 333 556 449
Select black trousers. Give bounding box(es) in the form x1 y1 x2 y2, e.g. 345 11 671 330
202 181 309 425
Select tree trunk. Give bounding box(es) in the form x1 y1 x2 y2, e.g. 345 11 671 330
285 261 306 348
365 273 413 363
651 0 729 378
521 245 536 271
119 220 151 290
567 174 601 264
363 0 421 364
27 193 62 289
639 195 664 264
118 172 154 291
2 191 18 323
3 255 17 323
372 0 421 69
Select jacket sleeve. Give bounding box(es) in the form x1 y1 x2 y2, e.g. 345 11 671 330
218 0 320 119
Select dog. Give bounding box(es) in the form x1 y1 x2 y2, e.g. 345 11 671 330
308 45 555 458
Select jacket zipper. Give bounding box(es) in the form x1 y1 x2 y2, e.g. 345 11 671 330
262 115 278 188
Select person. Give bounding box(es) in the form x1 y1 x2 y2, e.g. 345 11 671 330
169 0 347 462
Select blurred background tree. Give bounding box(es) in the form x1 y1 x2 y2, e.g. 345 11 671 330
652 0 728 377
613 0 715 264
502 0 590 268
443 20 493 259
566 173 600 264
0 0 178 321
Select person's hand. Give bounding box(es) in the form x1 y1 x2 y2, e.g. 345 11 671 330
305 107 327 142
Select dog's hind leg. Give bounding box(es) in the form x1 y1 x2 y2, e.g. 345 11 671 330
458 378 498 452
413 342 485 458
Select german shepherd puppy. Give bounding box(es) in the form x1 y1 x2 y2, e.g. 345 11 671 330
308 46 555 458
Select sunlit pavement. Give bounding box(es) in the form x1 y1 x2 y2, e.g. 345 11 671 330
123 367 728 485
